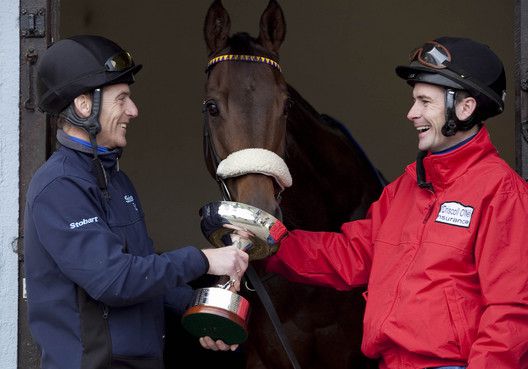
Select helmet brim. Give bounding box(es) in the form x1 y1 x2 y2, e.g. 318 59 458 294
395 64 464 90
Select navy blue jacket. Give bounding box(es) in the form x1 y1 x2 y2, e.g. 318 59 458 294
24 131 208 369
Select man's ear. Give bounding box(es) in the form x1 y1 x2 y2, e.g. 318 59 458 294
455 96 477 121
72 93 93 118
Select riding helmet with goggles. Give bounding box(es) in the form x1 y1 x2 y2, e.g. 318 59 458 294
395 37 506 135
37 34 142 117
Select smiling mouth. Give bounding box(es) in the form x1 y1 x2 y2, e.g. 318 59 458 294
416 126 430 134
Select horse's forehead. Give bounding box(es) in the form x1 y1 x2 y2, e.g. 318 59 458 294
208 63 285 95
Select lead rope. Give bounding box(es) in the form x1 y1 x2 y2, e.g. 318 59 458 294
244 266 302 369
202 110 302 369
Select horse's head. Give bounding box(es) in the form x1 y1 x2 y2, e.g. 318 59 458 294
202 0 291 219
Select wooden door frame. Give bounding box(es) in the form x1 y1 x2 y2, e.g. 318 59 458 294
18 0 59 367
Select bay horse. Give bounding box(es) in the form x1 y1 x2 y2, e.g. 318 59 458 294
166 1 385 368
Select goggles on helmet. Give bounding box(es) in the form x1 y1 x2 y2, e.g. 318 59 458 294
104 51 135 72
409 41 451 69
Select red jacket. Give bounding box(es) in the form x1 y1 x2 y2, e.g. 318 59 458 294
266 127 528 369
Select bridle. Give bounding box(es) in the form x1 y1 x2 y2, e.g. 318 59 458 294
202 53 292 203
202 110 233 201
202 53 302 369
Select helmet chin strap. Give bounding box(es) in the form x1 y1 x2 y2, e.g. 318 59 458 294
441 89 458 137
61 89 109 197
416 90 457 191
441 88 478 137
62 88 102 136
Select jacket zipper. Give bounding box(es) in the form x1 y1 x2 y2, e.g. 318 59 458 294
423 203 435 223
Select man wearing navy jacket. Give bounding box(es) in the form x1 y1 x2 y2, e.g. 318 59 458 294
24 35 248 369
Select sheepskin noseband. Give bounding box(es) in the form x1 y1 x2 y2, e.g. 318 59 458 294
216 148 292 189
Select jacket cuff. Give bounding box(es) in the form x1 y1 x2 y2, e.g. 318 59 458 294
198 249 210 274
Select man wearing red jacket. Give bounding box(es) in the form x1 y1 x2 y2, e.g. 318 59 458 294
266 37 528 369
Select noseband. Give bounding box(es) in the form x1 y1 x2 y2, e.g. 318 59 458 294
203 54 291 202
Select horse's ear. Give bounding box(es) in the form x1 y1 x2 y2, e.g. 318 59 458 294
204 0 231 55
258 0 286 54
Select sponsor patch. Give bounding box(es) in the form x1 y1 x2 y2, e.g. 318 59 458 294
435 201 474 228
70 216 99 229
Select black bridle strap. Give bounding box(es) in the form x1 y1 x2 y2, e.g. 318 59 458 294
202 110 302 369
245 266 302 369
203 109 232 200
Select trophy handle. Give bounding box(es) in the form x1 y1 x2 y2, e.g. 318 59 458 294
216 275 236 289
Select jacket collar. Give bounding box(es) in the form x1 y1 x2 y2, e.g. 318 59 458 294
56 129 122 171
406 125 498 190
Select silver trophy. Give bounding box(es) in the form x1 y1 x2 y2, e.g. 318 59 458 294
181 201 287 344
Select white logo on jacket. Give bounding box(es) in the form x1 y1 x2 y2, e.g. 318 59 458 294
70 216 99 229
124 194 138 212
435 201 474 228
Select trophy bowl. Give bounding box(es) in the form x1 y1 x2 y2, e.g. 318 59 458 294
199 200 288 261
181 201 288 344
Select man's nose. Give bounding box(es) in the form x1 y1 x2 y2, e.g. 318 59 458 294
127 99 139 118
407 102 419 121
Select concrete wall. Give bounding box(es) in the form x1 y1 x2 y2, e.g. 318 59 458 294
60 1 515 252
0 1 20 368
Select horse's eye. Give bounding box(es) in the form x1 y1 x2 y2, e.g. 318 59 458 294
205 101 220 117
283 98 293 116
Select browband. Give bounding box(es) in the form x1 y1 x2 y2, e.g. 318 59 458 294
207 54 282 72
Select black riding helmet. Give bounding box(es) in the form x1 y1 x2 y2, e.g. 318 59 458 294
37 35 142 116
395 37 506 124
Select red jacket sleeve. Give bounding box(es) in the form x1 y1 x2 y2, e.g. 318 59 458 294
468 184 528 368
266 185 394 290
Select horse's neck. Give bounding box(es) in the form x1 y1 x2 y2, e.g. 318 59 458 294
282 84 382 232
287 84 320 119
285 84 350 165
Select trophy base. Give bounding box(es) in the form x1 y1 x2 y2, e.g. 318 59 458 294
181 287 250 345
